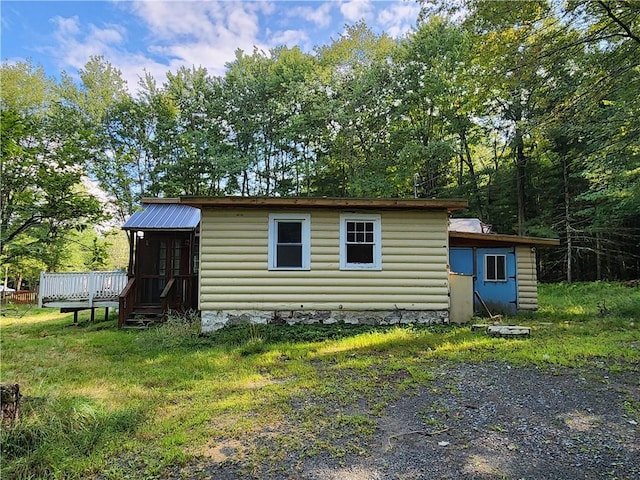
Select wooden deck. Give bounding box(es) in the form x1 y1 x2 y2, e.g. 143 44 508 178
39 271 128 309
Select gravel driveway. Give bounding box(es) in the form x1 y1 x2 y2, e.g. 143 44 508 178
176 362 639 480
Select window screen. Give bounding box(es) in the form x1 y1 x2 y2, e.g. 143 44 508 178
276 221 303 268
485 254 507 281
346 221 374 264
340 214 381 270
268 214 310 270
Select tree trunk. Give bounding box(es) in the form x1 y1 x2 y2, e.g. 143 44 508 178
596 233 602 281
460 130 485 219
1 383 21 426
241 170 248 196
515 129 527 236
563 156 573 283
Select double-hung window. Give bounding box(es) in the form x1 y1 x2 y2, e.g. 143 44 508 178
340 214 381 270
268 214 310 270
485 254 507 281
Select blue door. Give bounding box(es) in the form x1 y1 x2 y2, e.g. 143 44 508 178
475 247 517 315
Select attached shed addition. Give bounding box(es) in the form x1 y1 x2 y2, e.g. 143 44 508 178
448 223 560 315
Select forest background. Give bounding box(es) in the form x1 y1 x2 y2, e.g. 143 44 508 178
1 0 639 290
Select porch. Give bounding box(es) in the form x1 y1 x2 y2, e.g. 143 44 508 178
39 271 128 324
120 201 200 328
39 271 127 308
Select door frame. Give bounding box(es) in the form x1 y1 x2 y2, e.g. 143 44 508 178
134 231 193 307
474 247 517 315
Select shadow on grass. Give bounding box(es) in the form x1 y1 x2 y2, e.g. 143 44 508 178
2 282 639 479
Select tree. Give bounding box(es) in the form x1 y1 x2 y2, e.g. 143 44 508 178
313 22 398 196
421 0 640 280
390 18 472 200
157 66 236 196
1 61 104 277
221 46 319 195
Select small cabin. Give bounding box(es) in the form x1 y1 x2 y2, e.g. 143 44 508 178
119 201 200 327
179 196 468 332
448 219 560 315
117 201 559 329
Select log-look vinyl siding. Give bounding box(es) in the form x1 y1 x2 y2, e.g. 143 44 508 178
516 245 538 311
199 208 450 311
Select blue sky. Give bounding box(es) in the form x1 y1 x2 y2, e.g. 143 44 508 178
2 1 422 89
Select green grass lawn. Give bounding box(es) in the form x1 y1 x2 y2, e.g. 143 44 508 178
1 282 639 479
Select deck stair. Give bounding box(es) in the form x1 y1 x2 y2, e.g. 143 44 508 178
122 308 164 330
122 306 165 330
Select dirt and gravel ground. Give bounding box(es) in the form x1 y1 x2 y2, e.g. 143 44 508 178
175 362 639 480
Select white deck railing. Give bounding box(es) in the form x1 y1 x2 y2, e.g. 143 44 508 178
39 271 128 308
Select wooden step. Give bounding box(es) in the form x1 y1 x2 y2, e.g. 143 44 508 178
122 312 164 330
131 306 162 314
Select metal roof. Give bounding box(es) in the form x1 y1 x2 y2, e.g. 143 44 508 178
449 218 493 233
122 203 200 231
448 218 559 246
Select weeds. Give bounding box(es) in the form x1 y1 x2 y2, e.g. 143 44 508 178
623 399 640 421
141 309 201 347
0 396 143 479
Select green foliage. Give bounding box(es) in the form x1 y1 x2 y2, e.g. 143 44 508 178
141 309 201 348
0 60 106 278
3 3 639 281
103 229 130 271
537 282 640 321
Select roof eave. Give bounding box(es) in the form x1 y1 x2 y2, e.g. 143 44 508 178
179 196 468 211
140 197 181 204
121 227 196 232
449 231 560 246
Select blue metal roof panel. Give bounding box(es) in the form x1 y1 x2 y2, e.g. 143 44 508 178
122 203 200 230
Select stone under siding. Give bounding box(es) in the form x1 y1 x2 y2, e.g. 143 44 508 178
201 309 449 332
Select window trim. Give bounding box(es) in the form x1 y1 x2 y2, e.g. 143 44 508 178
339 213 382 270
484 254 507 282
268 213 311 271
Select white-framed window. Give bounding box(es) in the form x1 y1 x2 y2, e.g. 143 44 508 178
485 254 507 281
340 214 381 270
268 213 311 270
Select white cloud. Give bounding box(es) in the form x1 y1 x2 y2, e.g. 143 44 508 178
340 0 375 23
125 1 272 78
51 15 81 36
40 1 421 95
49 16 120 70
88 23 126 45
269 29 310 47
44 1 278 91
377 1 421 38
128 1 268 44
47 15 170 91
288 2 334 28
